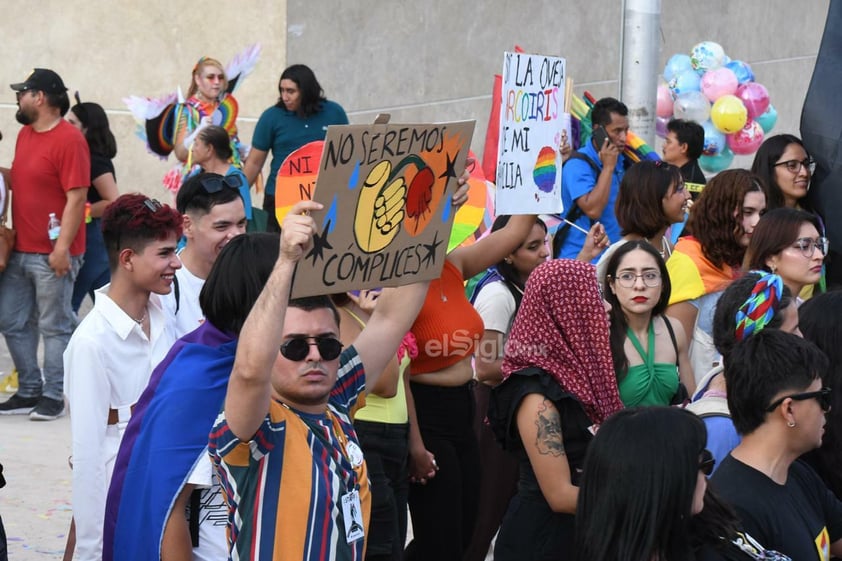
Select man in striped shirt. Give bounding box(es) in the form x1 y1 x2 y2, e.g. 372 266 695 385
209 200 431 560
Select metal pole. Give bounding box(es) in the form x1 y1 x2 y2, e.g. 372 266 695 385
621 0 661 146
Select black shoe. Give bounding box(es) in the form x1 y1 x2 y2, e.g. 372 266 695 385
29 396 65 421
0 393 40 415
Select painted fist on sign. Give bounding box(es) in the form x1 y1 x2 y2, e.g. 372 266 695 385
354 161 407 253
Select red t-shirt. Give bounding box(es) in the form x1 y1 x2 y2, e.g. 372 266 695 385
11 120 90 255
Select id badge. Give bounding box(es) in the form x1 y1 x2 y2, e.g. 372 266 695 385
341 489 365 543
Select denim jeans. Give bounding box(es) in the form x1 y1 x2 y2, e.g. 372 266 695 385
71 219 110 313
0 252 82 400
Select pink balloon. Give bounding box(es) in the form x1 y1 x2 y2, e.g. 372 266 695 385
657 84 674 118
701 67 739 102
736 82 770 120
727 119 765 155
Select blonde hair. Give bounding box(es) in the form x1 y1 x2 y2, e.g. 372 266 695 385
187 57 227 99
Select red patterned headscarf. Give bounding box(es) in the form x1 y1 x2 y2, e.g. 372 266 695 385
502 259 624 424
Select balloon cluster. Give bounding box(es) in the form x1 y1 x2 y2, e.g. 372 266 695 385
656 41 777 173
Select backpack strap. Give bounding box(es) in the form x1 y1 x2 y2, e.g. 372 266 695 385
552 151 600 257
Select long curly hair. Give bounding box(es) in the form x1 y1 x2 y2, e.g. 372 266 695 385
684 169 765 268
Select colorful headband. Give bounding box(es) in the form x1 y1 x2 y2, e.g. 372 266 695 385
734 271 784 342
192 56 208 74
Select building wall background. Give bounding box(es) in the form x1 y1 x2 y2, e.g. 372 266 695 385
0 1 830 203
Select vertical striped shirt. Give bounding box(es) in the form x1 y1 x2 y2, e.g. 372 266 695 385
209 347 370 561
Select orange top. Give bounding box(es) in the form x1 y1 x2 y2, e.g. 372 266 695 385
410 260 484 374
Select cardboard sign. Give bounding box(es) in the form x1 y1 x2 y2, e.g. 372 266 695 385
290 120 475 298
495 51 566 215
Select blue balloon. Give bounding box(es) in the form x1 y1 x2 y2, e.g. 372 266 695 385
699 146 734 173
725 60 755 84
670 69 702 96
701 120 726 156
664 54 693 82
756 104 778 133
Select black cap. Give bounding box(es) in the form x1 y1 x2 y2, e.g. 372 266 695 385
10 68 67 94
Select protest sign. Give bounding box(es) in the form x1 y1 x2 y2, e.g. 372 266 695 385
290 120 475 298
496 51 566 214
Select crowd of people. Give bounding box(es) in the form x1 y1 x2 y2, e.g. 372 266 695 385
0 61 840 561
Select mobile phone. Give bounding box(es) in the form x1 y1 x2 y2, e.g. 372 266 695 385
592 127 610 150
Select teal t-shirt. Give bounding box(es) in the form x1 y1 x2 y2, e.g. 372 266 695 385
251 100 349 196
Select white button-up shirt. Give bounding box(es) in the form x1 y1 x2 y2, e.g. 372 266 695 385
64 287 176 561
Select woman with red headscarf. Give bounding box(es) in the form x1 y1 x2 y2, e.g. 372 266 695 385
488 259 624 561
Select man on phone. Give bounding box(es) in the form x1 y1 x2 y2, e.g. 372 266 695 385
557 97 628 260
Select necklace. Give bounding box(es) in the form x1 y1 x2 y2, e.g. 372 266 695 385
131 310 147 325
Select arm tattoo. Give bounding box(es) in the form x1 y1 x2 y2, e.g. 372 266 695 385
534 399 565 457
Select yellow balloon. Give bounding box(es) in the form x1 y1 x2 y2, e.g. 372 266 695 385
710 94 748 134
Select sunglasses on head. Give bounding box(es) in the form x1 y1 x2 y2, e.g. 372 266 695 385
200 174 243 194
699 449 715 476
280 336 343 362
765 386 832 413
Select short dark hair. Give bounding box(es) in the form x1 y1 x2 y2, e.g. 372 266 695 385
575 406 705 561
198 125 233 161
667 119 704 160
726 329 827 435
71 102 117 159
276 64 326 117
176 172 243 215
603 240 671 378
685 169 766 268
712 271 793 362
750 134 810 211
591 97 628 129
616 160 683 238
743 207 822 272
46 91 71 116
289 296 341 328
102 194 183 271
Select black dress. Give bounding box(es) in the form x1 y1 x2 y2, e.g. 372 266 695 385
488 368 594 561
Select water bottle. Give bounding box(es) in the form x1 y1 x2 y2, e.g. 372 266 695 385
47 212 61 245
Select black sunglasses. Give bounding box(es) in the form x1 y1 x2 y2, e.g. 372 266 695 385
699 449 715 476
765 386 832 413
200 174 243 194
143 198 163 213
280 336 343 362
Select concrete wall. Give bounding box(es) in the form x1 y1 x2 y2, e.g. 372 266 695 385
0 1 286 202
0 1 829 201
288 0 829 172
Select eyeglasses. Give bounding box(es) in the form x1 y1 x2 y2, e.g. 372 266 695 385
15 89 38 100
699 449 715 476
143 198 163 213
790 236 829 258
280 336 343 362
200 174 243 194
612 271 662 288
203 73 225 82
765 386 832 413
774 158 816 174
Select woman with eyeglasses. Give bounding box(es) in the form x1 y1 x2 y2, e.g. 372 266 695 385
595 160 691 282
798 291 842 501
751 134 816 212
603 240 694 404
743 208 826 304
575 406 793 561
710 329 842 560
666 169 767 382
189 125 253 224
66 101 119 314
487 259 623 561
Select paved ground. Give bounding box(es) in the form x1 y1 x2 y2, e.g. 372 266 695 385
0 301 88 561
